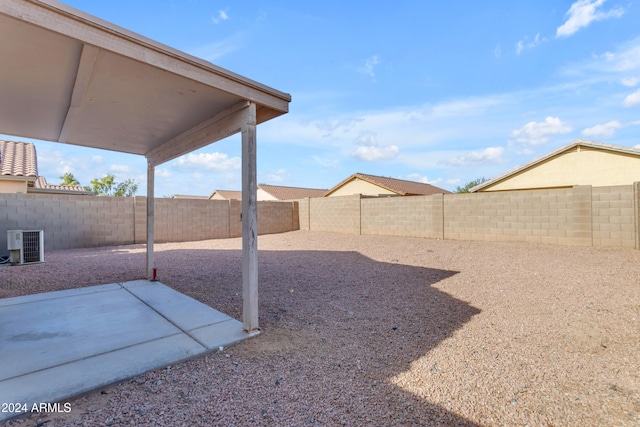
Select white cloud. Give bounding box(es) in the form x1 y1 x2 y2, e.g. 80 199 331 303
212 9 229 24
581 120 622 138
623 88 640 106
110 164 130 173
263 168 288 183
494 45 502 58
156 168 171 178
188 33 245 62
358 55 380 79
510 116 572 145
556 0 625 38
595 41 640 73
406 173 442 185
516 33 546 55
36 148 79 177
175 152 241 171
314 118 363 137
351 145 399 161
350 131 399 161
558 38 640 81
312 156 340 168
92 155 103 163
445 147 505 167
261 93 510 152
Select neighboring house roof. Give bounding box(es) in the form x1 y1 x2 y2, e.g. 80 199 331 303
325 172 451 197
209 190 242 200
31 176 94 195
0 139 93 194
258 184 328 200
0 140 38 181
470 139 640 192
171 194 209 199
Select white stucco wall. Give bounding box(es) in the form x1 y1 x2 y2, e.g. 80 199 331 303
483 147 640 191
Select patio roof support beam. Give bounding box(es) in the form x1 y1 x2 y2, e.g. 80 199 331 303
57 43 100 143
146 160 155 280
146 101 250 168
242 102 258 332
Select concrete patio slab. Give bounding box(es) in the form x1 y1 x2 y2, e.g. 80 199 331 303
0 281 258 422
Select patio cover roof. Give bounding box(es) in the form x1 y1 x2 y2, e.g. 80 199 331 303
0 0 291 332
0 0 290 167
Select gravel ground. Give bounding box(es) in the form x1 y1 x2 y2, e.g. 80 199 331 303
1 230 639 426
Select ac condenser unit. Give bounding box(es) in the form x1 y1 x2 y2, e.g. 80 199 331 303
7 230 44 265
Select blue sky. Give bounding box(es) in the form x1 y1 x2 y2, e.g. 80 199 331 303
5 0 640 196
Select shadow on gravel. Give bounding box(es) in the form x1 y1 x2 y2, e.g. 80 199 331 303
1 246 481 426
155 248 483 425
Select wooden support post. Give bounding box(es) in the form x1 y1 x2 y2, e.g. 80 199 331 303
242 102 259 332
146 160 155 280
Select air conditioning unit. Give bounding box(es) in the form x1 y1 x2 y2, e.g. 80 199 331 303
7 230 44 265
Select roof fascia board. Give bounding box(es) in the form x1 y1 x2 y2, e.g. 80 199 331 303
1 0 290 114
146 101 251 167
28 188 93 195
0 175 37 182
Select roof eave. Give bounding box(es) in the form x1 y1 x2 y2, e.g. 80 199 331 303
0 175 37 182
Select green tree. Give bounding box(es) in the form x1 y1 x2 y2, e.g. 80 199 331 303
455 177 488 193
60 172 80 186
60 172 92 191
90 174 138 197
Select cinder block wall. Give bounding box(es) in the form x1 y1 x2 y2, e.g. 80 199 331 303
0 194 135 251
443 186 594 246
258 201 296 235
297 198 310 231
592 185 636 248
309 195 361 234
635 182 640 249
134 197 147 244
361 194 444 238
229 200 242 238
292 201 300 231
151 198 231 243
302 184 638 249
0 195 298 252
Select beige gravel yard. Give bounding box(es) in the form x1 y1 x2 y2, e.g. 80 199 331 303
1 230 639 426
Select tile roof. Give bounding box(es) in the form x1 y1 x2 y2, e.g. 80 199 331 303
1 140 92 194
31 176 94 194
258 184 328 200
327 172 451 196
209 190 242 200
470 139 640 192
0 140 38 178
170 194 209 199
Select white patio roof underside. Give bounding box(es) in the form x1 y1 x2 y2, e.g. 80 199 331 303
0 0 291 331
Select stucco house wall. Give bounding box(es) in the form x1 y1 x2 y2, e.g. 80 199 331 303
327 179 396 197
475 141 640 192
257 188 278 201
0 179 28 193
